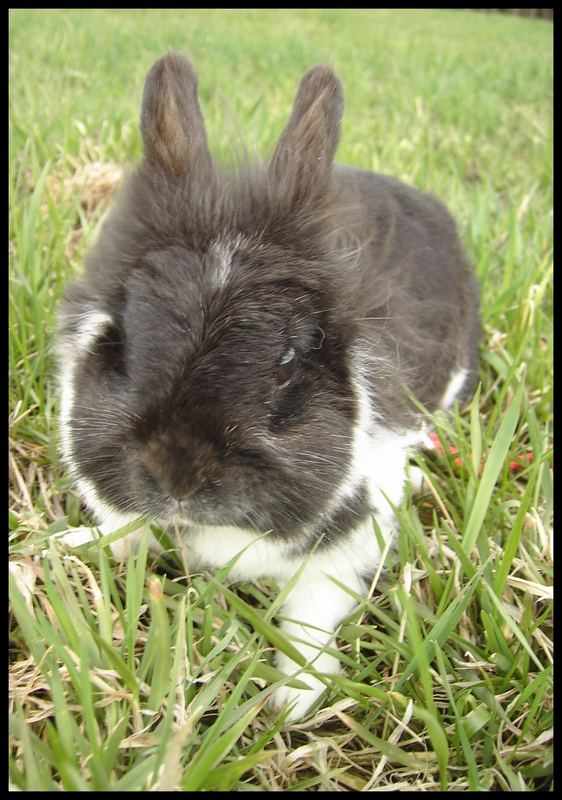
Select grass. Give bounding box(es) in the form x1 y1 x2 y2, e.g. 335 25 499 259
9 8 552 792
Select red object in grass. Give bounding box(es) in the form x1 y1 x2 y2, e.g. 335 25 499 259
508 452 534 471
428 432 533 473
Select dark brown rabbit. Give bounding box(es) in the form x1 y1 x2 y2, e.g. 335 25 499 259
57 54 480 720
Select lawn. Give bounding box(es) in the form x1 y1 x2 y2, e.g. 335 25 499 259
9 8 552 791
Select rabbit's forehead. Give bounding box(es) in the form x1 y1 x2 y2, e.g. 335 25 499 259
206 235 250 289
125 240 324 346
121 263 322 400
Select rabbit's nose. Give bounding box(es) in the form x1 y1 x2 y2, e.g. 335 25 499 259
144 458 207 501
169 490 189 503
139 431 218 500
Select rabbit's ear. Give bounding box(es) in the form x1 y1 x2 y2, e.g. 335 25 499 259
269 65 343 205
140 53 212 179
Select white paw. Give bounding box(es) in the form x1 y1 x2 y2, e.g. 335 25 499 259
101 526 164 559
41 526 100 558
407 465 426 496
107 530 145 559
271 649 339 722
48 525 162 559
270 675 327 722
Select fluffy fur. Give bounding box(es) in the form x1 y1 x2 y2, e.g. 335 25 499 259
56 54 480 720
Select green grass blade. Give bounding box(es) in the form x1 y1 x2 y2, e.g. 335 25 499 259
462 385 523 553
181 703 263 791
482 581 544 671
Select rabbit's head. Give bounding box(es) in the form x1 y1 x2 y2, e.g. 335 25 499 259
57 55 373 540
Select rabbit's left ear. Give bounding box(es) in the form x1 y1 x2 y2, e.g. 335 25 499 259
269 65 343 205
140 53 213 180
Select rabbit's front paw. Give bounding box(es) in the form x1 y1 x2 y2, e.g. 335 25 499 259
270 676 327 722
50 523 162 560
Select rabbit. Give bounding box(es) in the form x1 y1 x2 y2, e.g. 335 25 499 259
56 53 480 721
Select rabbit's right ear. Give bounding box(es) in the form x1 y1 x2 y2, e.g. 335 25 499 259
269 65 343 206
140 53 213 179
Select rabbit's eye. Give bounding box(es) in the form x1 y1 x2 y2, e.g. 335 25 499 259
276 347 297 387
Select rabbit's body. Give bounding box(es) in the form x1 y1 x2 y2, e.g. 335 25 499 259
56 55 480 720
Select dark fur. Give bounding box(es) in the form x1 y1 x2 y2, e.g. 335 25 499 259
58 54 480 544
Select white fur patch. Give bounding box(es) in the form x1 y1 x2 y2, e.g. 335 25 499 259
75 311 113 353
211 244 232 287
57 311 113 470
58 359 76 471
341 349 426 520
210 234 250 289
441 367 468 410
270 516 393 719
185 524 292 581
71 477 163 557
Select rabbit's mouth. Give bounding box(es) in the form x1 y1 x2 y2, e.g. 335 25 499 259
165 495 267 533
